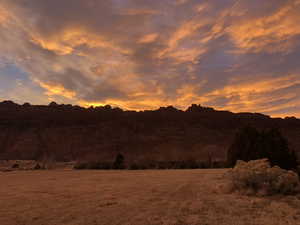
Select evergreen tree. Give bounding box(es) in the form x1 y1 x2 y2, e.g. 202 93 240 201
113 153 125 169
227 126 298 170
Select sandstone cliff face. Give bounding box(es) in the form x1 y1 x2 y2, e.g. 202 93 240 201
0 101 299 162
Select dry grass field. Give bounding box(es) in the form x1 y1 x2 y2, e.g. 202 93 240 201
1 169 300 225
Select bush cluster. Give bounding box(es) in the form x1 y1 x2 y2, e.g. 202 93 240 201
73 159 226 170
226 158 300 196
128 160 203 170
73 161 113 170
74 153 125 170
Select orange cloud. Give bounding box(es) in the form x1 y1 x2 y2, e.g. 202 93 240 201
30 28 132 56
156 18 210 64
0 5 14 26
195 4 208 13
272 109 300 118
199 74 300 113
0 7 8 24
175 82 208 106
30 37 73 55
228 1 300 53
36 81 76 99
168 48 206 64
80 82 208 111
138 33 158 44
80 98 166 111
159 20 204 57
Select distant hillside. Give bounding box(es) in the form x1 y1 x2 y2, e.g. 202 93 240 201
0 100 300 163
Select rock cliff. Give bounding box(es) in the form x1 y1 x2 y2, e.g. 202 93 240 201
0 101 299 163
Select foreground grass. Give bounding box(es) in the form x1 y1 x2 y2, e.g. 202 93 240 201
1 169 300 225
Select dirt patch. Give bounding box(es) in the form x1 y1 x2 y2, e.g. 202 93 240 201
0 169 299 225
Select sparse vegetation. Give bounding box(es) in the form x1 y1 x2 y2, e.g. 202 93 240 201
226 158 300 196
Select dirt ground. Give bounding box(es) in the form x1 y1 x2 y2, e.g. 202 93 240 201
1 169 300 225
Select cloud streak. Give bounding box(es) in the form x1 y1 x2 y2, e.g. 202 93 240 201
0 0 300 117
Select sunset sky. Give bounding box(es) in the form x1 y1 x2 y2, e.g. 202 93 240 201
0 0 300 117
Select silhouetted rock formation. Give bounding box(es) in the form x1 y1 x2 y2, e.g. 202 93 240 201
186 104 214 113
0 100 299 164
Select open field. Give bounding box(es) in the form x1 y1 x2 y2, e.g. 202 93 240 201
1 169 300 225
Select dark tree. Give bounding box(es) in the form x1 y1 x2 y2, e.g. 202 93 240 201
227 126 298 170
113 153 125 169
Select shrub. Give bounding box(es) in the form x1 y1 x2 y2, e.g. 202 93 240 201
113 153 125 169
227 127 298 171
73 161 112 170
73 161 87 170
226 158 300 196
129 162 147 170
11 163 19 169
129 162 140 170
86 161 112 169
33 163 43 170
